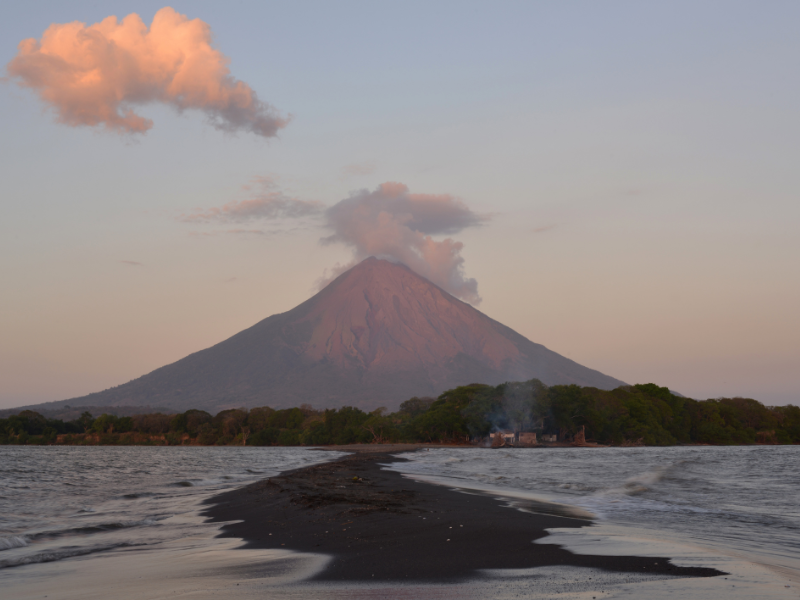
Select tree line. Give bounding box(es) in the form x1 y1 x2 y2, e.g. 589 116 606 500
1 381 798 446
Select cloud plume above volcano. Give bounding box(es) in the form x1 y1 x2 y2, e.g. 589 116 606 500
5 7 287 136
323 182 486 304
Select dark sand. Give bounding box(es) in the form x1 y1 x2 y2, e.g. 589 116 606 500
204 450 724 582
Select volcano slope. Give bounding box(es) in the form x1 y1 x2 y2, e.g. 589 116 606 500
55 257 625 412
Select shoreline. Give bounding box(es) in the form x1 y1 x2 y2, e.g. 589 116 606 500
5 436 794 447
202 449 725 582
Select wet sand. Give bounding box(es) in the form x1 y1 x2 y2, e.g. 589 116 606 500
203 450 724 582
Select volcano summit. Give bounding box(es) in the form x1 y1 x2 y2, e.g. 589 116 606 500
57 258 624 412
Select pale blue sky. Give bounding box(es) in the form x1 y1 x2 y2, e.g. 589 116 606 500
1 1 798 407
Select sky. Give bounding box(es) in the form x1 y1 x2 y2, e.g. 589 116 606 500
1 1 798 408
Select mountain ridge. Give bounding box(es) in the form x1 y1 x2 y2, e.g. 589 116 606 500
23 258 626 412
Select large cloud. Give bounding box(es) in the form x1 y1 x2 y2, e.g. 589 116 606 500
5 7 287 136
323 182 486 304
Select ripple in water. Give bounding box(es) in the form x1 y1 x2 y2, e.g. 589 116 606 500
0 446 346 573
391 445 800 581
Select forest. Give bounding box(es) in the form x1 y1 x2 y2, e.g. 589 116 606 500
1 381 798 446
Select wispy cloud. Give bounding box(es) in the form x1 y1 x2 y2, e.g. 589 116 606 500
342 162 377 176
181 177 322 224
120 260 142 266
531 224 557 234
226 228 269 236
6 8 288 137
225 228 299 236
182 178 488 304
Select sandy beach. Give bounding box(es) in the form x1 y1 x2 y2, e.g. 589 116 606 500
203 449 724 583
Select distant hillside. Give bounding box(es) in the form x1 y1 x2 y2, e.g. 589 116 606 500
0 405 172 420
26 257 625 413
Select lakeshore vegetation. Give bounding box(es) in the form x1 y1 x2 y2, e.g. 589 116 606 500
1 381 798 447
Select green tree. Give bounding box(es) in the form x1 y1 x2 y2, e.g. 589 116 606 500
78 411 94 433
362 408 400 443
398 397 435 418
92 414 119 434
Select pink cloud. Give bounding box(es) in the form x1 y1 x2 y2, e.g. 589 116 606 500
5 7 288 136
181 177 323 223
321 182 487 304
226 228 268 236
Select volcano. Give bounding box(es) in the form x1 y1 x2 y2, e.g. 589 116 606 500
57 258 625 412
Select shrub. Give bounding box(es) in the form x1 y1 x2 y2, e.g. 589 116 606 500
249 427 279 446
277 429 301 446
197 423 219 445
165 432 183 446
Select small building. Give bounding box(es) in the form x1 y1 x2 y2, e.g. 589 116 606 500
490 431 516 446
541 434 557 443
490 431 538 447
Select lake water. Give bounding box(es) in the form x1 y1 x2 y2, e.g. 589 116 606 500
1 445 797 599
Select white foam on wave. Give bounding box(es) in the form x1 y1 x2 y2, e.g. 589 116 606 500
30 517 165 540
568 461 718 520
0 523 331 600
0 541 146 569
536 523 798 598
392 470 596 520
592 461 679 498
0 536 28 551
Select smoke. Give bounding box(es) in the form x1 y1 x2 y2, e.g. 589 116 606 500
179 178 486 303
181 177 323 223
322 182 486 304
5 7 287 136
496 380 547 432
461 379 550 439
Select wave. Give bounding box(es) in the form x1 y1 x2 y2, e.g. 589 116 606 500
0 536 29 551
172 477 243 487
27 518 162 542
0 542 144 569
558 483 595 492
64 519 161 535
599 461 687 498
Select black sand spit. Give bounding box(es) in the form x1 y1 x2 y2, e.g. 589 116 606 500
203 451 724 582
